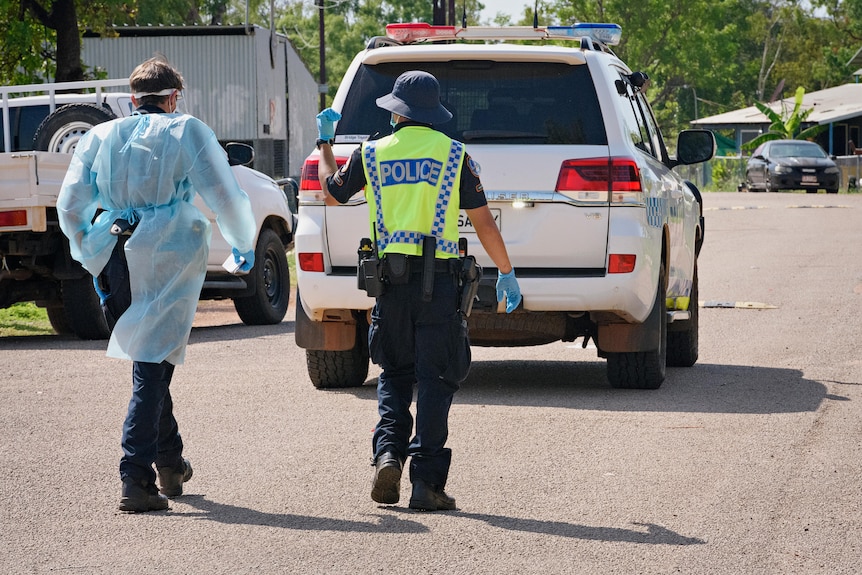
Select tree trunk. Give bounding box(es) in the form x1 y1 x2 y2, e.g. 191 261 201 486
53 0 82 82
21 0 83 82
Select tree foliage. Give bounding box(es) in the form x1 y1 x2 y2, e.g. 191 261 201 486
0 0 859 135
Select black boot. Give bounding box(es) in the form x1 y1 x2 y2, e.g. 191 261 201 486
371 451 402 504
409 479 456 511
156 458 193 497
119 478 169 513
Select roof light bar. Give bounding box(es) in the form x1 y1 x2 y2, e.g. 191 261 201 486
548 23 621 45
384 22 622 46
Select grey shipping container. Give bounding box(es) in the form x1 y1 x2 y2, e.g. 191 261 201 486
82 25 318 180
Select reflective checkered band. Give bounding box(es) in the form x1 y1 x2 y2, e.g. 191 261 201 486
646 196 666 228
362 142 389 253
427 141 462 255
362 139 462 256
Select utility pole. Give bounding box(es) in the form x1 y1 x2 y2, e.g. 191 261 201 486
433 0 456 26
317 0 327 111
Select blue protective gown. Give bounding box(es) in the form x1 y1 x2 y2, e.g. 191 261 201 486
57 111 255 365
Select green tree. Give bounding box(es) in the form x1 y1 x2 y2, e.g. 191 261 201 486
0 0 137 84
742 86 827 150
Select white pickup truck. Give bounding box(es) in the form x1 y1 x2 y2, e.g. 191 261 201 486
0 80 297 339
293 23 714 390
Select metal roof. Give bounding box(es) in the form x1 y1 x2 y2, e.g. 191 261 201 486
691 83 862 127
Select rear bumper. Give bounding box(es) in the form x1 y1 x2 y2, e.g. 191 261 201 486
296 268 655 324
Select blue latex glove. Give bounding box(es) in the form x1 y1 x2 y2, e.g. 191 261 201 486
316 108 341 141
496 269 522 313
231 247 255 274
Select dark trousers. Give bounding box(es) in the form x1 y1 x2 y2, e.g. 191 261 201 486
369 271 470 489
119 360 184 484
102 240 184 484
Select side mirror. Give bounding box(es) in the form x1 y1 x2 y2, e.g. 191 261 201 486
675 130 715 165
275 177 300 214
225 142 254 167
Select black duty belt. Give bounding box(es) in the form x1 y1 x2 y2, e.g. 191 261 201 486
403 256 459 274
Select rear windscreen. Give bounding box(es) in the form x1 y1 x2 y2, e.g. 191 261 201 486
337 61 607 145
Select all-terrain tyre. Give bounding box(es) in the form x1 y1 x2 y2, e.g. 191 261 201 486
667 264 699 367
233 228 290 325
46 304 72 335
306 321 370 389
606 264 667 389
32 103 117 153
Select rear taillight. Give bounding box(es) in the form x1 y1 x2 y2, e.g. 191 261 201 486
298 252 325 272
300 158 322 191
0 210 27 228
555 157 643 204
299 156 349 198
608 254 636 273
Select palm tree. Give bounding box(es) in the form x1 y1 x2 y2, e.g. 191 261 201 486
743 87 826 151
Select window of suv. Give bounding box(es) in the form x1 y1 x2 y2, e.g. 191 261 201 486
337 61 607 146
613 73 667 161
633 92 666 160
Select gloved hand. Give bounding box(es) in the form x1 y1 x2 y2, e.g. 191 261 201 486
496 269 522 314
231 247 255 274
316 107 341 141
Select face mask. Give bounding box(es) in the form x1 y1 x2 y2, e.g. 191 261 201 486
390 115 397 129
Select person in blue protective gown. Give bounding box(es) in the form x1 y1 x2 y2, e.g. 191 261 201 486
57 56 257 513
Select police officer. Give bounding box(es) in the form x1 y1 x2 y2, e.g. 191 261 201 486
316 70 521 511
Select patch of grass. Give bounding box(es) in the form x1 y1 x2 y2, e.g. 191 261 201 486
0 302 54 337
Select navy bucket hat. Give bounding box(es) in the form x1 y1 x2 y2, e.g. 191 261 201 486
376 71 452 125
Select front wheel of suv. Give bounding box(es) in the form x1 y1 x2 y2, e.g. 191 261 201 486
233 228 290 325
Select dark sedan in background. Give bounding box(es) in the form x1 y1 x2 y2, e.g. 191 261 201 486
745 140 839 193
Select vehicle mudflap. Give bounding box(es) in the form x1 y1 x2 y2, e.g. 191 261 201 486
294 295 358 351
596 291 663 353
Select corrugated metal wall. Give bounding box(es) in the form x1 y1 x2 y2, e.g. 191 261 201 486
81 26 318 178
83 31 269 140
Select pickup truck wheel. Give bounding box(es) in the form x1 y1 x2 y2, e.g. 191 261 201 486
233 229 290 325
306 321 370 389
606 264 667 389
667 263 699 367
32 104 117 153
46 305 72 335
60 276 110 340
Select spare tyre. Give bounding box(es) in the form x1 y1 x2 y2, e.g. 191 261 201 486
32 103 116 153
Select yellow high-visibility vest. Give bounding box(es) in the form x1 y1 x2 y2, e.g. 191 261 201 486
361 125 464 259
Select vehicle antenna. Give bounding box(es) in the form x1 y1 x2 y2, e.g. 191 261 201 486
462 1 467 28
533 0 539 28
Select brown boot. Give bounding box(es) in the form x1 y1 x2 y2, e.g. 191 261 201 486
119 478 169 513
156 458 193 497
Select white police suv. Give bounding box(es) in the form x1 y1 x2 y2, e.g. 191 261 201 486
294 22 715 390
